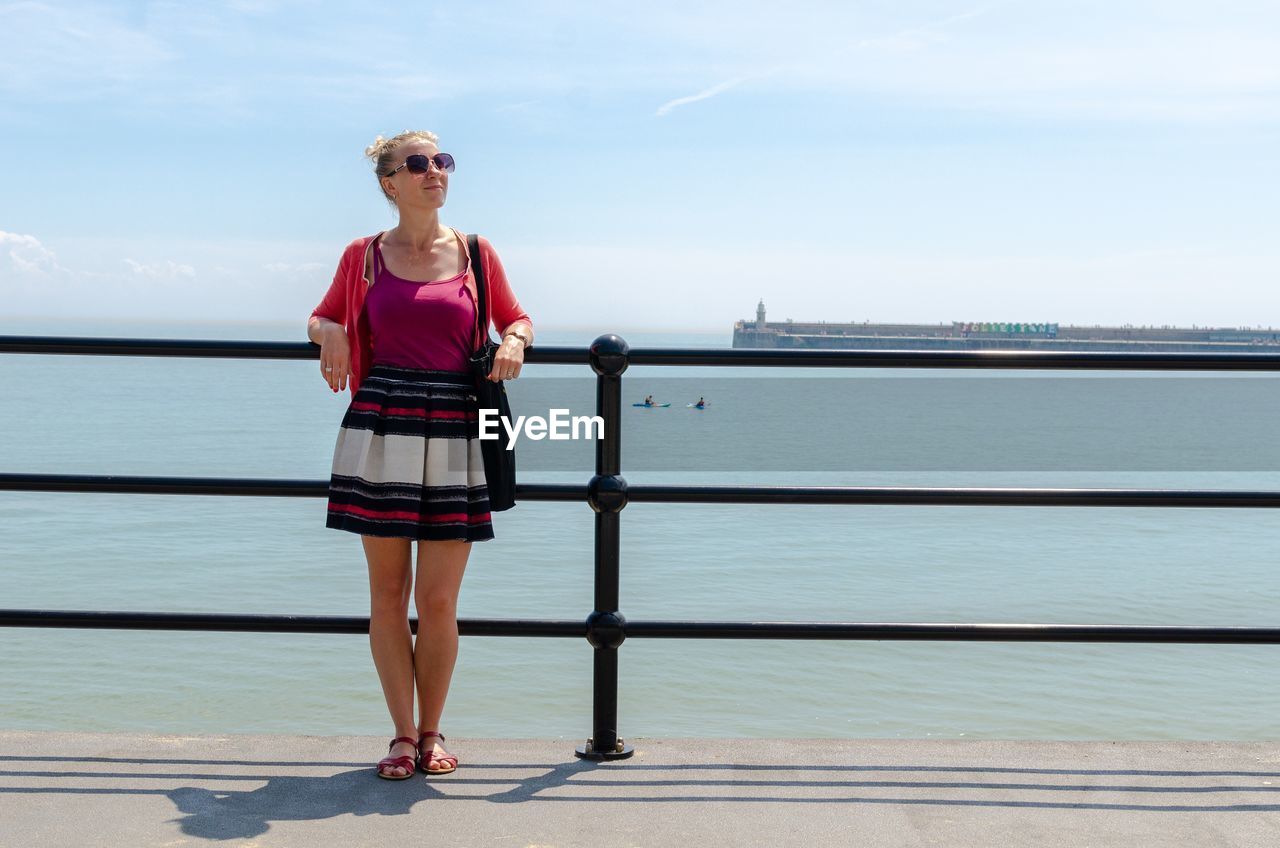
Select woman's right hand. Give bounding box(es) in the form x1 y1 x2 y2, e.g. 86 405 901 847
319 324 351 393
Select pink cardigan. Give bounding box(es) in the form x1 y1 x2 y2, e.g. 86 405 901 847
309 228 533 397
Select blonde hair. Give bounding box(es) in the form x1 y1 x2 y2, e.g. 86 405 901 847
364 130 441 206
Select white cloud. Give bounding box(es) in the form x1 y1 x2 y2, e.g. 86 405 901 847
1 232 337 320
123 258 197 280
1 230 64 274
655 77 749 117
263 261 325 274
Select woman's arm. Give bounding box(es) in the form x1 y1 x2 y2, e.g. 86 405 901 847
479 236 533 342
308 246 355 391
307 247 353 335
478 237 533 380
308 316 343 345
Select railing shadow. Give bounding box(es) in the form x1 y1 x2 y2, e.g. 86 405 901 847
3 750 1280 841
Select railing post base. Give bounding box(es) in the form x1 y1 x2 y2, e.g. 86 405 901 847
574 737 635 761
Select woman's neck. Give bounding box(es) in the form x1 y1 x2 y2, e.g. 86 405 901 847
385 209 446 252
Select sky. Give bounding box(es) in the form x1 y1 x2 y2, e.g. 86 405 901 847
2 0 1278 333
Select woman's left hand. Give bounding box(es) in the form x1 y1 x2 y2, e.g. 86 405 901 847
488 335 525 382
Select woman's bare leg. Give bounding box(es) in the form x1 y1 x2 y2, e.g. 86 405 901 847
413 538 472 769
363 534 417 777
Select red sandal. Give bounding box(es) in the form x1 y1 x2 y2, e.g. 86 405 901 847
417 730 458 775
376 736 419 780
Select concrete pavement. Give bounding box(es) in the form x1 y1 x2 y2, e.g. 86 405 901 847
3 732 1280 847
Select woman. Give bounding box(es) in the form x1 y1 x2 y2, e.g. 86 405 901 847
307 130 534 780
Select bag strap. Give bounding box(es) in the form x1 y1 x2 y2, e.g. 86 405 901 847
468 233 492 345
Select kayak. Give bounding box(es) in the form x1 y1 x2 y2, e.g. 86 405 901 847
686 403 708 409
632 402 671 408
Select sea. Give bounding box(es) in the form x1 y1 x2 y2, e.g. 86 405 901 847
3 317 1280 742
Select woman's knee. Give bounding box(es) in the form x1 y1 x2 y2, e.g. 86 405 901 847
368 570 412 615
370 585 412 617
414 590 458 619
364 535 412 612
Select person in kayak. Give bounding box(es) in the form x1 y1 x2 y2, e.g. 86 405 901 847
644 394 654 406
694 397 705 408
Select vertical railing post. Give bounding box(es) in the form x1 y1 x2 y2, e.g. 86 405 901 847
577 334 634 760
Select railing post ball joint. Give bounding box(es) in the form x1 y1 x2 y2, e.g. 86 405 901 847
587 333 630 377
576 334 635 760
586 474 628 514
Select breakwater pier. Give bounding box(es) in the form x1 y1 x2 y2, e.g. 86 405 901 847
735 301 1280 353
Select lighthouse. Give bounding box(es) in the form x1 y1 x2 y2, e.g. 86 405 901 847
756 299 766 329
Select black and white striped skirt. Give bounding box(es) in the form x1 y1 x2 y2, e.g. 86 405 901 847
325 363 494 542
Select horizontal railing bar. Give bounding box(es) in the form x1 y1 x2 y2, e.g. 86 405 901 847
0 610 585 636
626 485 1280 508
622 622 1280 643
4 474 1280 507
0 336 588 365
622 347 1280 371
4 610 1279 643
0 474 585 500
6 335 1280 370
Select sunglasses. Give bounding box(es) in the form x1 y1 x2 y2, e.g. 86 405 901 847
387 152 455 177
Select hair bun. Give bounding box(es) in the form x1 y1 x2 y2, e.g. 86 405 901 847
363 135 388 160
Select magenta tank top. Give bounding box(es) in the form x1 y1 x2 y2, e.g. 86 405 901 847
365 238 475 373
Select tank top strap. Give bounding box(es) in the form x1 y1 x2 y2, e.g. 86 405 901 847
449 227 472 278
372 236 386 283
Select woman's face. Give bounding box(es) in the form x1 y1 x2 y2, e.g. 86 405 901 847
385 141 449 210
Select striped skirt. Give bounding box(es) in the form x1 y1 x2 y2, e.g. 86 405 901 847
326 363 495 542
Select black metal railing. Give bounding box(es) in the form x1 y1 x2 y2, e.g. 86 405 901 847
4 333 1280 760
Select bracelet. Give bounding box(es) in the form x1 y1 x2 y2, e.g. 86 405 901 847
503 330 530 349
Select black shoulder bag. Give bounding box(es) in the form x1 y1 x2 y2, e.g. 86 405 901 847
465 234 517 512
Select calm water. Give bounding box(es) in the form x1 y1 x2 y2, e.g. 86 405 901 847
3 317 1280 740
